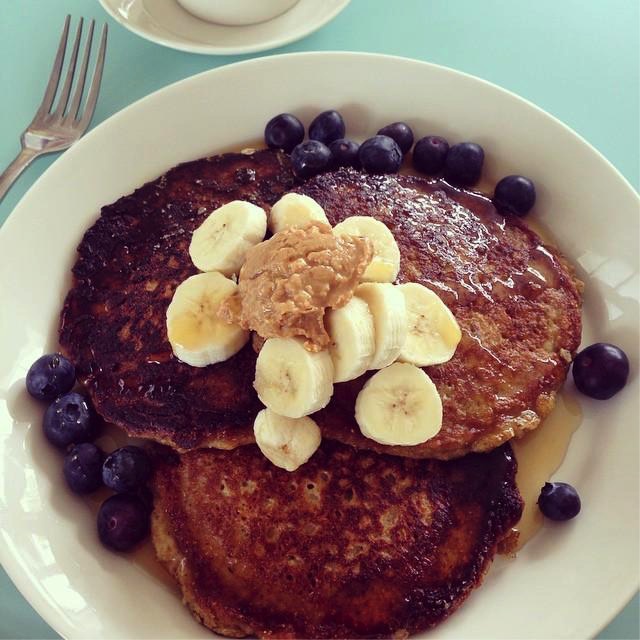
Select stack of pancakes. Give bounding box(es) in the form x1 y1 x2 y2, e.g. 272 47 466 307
60 149 582 638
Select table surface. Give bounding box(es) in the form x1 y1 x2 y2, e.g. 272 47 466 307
0 0 638 638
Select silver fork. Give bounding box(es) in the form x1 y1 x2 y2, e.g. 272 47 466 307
0 16 107 203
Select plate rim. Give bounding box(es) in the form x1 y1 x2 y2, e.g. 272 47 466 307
0 51 638 639
97 0 352 55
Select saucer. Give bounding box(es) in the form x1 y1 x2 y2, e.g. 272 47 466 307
99 0 351 55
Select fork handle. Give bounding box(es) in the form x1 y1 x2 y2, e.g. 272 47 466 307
0 147 40 204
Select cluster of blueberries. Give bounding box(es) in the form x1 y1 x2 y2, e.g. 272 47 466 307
265 109 536 217
26 354 152 551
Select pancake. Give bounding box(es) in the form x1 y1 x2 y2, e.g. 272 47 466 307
59 150 582 458
60 149 293 451
299 170 582 459
150 441 523 639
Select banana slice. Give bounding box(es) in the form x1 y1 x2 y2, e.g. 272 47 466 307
333 216 400 283
355 283 407 369
269 193 330 233
166 272 249 367
253 408 321 472
355 362 442 446
189 200 267 275
254 337 334 418
397 283 462 366
361 260 398 283
326 296 375 382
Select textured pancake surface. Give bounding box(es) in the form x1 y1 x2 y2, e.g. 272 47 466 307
60 150 582 457
60 149 294 450
298 170 582 458
150 441 523 639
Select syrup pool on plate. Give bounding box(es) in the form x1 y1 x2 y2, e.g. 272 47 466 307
88 424 178 589
510 389 582 548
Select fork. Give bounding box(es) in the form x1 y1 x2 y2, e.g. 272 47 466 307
0 16 107 204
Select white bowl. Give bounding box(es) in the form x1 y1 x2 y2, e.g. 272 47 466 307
175 0 299 25
0 52 637 639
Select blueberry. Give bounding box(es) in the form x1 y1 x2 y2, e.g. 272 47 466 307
26 353 75 402
97 494 149 552
308 110 345 145
493 175 536 216
358 135 403 174
102 446 152 493
443 142 484 186
43 392 99 448
538 482 581 521
572 343 629 400
290 140 331 179
264 113 304 153
63 443 104 494
413 135 450 175
377 122 414 154
329 138 360 168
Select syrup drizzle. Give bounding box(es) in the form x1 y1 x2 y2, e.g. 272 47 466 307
87 426 177 588
511 389 582 549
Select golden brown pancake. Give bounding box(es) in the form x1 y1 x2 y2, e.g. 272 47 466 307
60 149 293 451
298 170 582 458
150 441 523 639
59 150 581 458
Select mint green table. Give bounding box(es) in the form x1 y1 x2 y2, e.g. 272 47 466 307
1 1 638 638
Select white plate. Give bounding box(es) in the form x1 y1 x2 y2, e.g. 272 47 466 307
0 52 638 639
99 0 350 55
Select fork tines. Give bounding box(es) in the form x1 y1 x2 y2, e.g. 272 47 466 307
37 15 108 130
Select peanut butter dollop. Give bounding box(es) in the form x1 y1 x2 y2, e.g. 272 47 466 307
218 222 373 351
